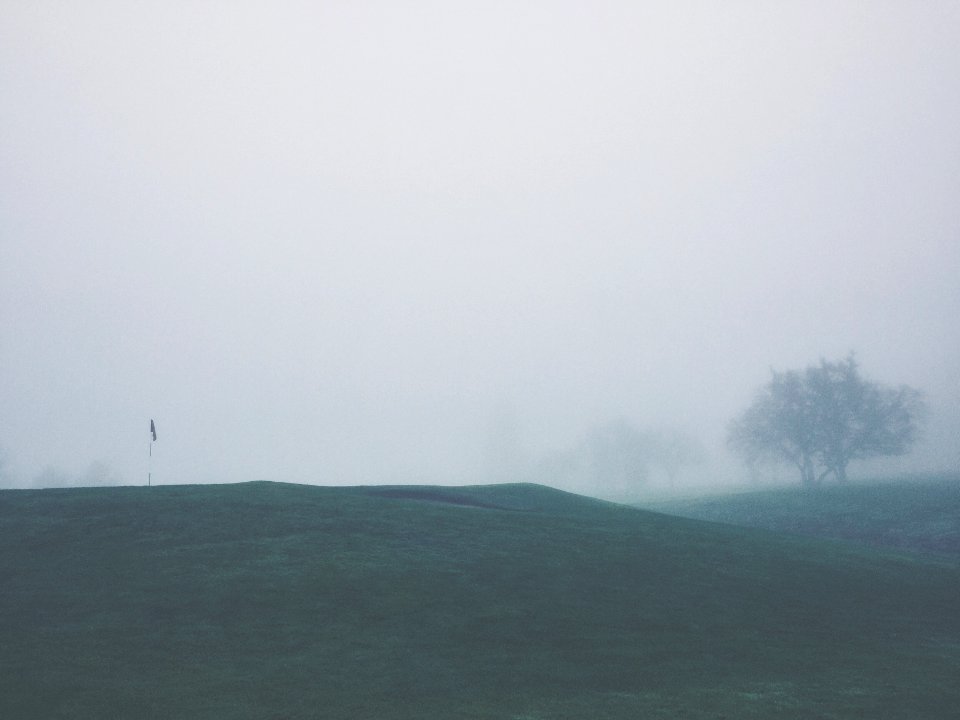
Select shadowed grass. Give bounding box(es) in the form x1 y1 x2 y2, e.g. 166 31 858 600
642 474 960 562
2 481 959 718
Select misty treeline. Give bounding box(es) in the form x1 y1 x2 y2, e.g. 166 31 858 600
727 355 925 488
488 419 706 499
1 356 928 494
0 452 122 490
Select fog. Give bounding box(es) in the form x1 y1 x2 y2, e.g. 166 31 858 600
2 2 959 492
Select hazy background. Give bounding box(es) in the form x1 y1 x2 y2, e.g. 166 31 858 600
2 1 959 492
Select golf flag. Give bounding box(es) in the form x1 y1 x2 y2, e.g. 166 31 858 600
150 419 157 442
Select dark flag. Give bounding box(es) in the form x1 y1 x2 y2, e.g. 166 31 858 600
150 419 157 442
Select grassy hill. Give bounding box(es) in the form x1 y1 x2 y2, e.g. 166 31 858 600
2 481 959 719
640 474 960 562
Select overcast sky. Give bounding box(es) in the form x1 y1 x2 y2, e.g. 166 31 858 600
2 1 959 489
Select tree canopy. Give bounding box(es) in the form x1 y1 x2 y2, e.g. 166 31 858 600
727 356 925 487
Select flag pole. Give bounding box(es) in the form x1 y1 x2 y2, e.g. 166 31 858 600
149 419 157 487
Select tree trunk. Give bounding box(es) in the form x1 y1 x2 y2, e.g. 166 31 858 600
800 454 817 489
835 462 848 483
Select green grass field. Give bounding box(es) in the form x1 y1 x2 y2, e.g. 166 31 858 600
640 474 960 561
2 481 959 718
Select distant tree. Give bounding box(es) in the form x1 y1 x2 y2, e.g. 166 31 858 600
728 356 925 487
644 428 706 486
31 466 72 489
586 418 650 496
83 461 122 486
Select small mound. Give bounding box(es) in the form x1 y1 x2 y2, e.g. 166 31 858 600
366 487 513 511
365 483 623 516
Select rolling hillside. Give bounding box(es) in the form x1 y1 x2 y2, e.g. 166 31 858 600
2 481 959 719
641 475 960 561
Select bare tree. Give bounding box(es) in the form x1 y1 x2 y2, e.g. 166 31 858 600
728 356 925 487
644 427 706 486
586 418 650 496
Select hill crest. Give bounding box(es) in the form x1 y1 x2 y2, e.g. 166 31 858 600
3 479 959 718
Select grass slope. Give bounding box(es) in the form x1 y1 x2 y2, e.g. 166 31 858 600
641 475 960 562
2 481 959 719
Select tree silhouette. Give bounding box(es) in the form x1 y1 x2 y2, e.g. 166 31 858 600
728 356 925 487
